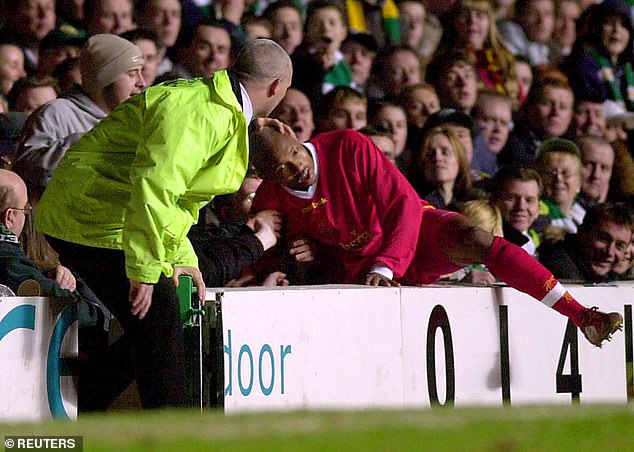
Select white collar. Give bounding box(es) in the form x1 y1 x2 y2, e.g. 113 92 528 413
283 142 319 199
239 82 253 123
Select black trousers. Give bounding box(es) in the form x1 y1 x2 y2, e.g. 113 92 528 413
48 237 188 409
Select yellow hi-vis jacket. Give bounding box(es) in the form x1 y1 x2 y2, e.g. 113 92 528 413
37 71 249 283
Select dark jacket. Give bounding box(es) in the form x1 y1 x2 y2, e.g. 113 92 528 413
538 233 617 283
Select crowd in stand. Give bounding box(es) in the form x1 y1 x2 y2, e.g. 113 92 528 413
1 0 634 410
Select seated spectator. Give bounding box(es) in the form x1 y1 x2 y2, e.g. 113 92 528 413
52 56 81 92
314 86 367 133
367 45 421 101
539 202 634 282
135 0 182 78
578 135 615 208
473 90 513 158
562 0 634 115
37 31 84 77
444 199 504 284
409 125 472 211
359 125 397 162
7 75 59 114
341 33 377 91
442 0 518 101
84 0 136 36
367 99 408 170
0 112 28 164
498 0 556 65
242 14 272 40
173 19 232 79
614 242 634 280
512 55 533 104
399 83 441 162
270 88 315 143
189 174 284 287
0 169 77 296
425 48 478 114
536 138 586 235
499 73 574 165
0 42 27 107
552 0 581 61
422 108 497 178
263 0 303 56
120 28 160 86
291 1 354 101
491 164 543 256
0 0 56 73
398 0 443 64
13 34 144 197
573 96 607 137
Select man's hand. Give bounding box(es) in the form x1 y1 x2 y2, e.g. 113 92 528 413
465 269 496 284
54 264 76 291
253 218 278 251
289 238 314 262
253 209 282 235
129 280 154 319
262 271 289 286
363 272 401 287
253 117 296 138
173 266 206 304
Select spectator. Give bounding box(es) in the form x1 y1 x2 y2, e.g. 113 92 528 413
57 0 84 29
189 174 283 287
250 126 624 347
13 34 144 197
562 0 634 115
499 74 574 165
341 33 377 91
359 125 397 162
242 14 272 40
120 28 159 86
173 19 232 78
399 83 441 164
0 0 56 73
315 86 367 133
473 90 513 155
36 39 293 409
7 75 59 114
135 0 182 77
425 48 478 114
443 0 518 101
512 55 533 104
573 97 606 137
410 125 472 211
51 56 81 92
491 164 543 256
614 242 634 279
263 0 303 56
536 137 585 234
37 31 84 77
84 0 135 36
270 87 315 143
367 99 408 168
553 0 581 60
498 0 556 65
291 0 354 101
578 135 615 207
0 42 27 104
539 202 634 282
367 45 421 101
397 0 442 64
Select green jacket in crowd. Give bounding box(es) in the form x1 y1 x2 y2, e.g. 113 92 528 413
37 71 249 283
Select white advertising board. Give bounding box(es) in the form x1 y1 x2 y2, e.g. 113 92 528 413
217 284 634 413
220 285 403 412
0 297 78 422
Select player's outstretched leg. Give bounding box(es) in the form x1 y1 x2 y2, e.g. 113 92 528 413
484 236 623 347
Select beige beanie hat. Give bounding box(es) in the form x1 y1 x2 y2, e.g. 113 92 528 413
80 34 144 93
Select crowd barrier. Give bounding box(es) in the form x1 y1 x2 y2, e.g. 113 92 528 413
2 283 633 420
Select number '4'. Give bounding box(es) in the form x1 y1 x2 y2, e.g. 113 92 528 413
556 320 582 402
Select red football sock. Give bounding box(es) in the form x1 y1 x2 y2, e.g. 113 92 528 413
484 237 586 326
